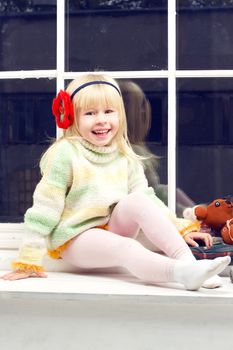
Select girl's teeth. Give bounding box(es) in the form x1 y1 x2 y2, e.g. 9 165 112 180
94 130 108 134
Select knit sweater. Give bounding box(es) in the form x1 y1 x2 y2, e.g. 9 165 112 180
13 137 199 272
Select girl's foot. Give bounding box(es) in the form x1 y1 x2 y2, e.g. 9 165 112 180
201 275 222 289
173 256 230 291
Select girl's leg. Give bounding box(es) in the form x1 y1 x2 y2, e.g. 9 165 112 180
61 228 230 290
108 192 225 289
108 192 194 261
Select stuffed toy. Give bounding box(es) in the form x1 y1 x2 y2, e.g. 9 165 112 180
184 198 233 245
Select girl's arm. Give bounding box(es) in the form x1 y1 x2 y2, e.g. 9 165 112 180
1 231 48 280
2 141 73 280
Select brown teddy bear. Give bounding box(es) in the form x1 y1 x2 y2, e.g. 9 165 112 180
184 198 233 245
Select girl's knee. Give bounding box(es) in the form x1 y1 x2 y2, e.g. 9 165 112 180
117 236 142 257
121 192 151 214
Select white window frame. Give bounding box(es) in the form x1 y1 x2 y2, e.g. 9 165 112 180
1 0 233 236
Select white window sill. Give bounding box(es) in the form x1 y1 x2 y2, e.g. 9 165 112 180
1 269 233 305
1 225 233 304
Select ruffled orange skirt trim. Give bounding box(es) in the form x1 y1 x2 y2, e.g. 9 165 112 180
47 240 72 259
48 224 109 259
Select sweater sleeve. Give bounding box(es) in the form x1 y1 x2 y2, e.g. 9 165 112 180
128 158 149 192
12 140 73 272
128 158 200 236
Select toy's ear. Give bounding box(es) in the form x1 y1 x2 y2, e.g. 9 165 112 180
183 207 197 221
195 206 208 220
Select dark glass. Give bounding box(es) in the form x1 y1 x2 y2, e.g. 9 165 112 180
66 1 167 71
117 78 168 191
0 1 56 70
0 79 56 222
117 78 192 216
177 78 233 205
177 1 233 69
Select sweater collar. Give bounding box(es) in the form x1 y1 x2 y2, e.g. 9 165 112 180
77 137 119 163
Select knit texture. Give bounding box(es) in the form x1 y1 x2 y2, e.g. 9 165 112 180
24 137 149 250
14 137 195 270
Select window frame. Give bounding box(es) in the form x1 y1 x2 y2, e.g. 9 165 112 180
1 0 233 234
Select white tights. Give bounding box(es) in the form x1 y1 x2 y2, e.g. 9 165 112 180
61 193 230 290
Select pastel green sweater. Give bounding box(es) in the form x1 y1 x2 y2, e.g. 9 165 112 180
13 137 197 272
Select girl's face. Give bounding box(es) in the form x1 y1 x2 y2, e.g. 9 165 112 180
77 104 120 146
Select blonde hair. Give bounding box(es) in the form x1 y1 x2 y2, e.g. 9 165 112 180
118 81 151 143
118 80 159 186
41 74 141 166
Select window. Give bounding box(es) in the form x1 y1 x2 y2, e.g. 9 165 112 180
0 0 232 227
66 2 167 71
177 78 233 204
177 2 233 70
0 79 56 222
0 2 56 70
176 1 233 205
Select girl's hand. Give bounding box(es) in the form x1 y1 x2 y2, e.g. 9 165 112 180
1 270 47 281
183 231 213 248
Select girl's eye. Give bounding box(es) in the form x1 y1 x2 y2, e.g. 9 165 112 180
85 111 95 116
105 109 114 114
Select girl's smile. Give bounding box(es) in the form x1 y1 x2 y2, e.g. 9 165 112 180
92 128 111 136
78 106 119 146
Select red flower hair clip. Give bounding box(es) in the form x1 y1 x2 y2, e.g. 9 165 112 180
52 90 74 129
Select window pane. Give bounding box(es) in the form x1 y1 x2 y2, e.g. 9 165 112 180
177 2 233 70
177 78 233 206
117 77 168 197
66 1 167 71
0 79 56 223
0 2 56 70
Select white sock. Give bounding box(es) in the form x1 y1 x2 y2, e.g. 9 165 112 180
201 275 222 289
173 256 230 291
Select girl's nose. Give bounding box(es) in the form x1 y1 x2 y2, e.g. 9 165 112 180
96 112 107 123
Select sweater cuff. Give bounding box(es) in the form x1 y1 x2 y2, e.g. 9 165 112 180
12 262 45 273
12 244 46 272
12 229 47 272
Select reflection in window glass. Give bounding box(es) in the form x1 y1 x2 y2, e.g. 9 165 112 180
177 78 233 205
117 78 191 216
0 2 56 70
0 79 56 222
66 1 167 71
177 2 233 69
117 78 169 205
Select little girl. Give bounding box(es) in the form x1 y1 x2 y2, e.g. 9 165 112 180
2 74 230 290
